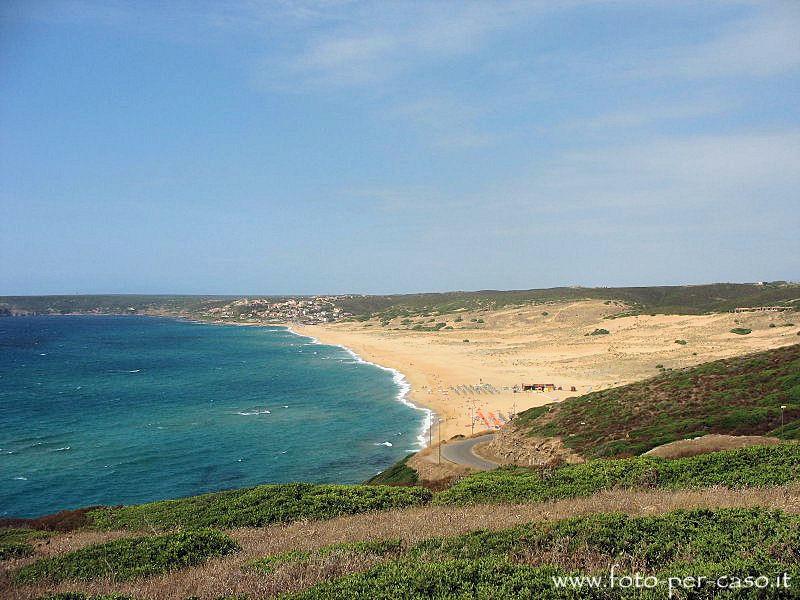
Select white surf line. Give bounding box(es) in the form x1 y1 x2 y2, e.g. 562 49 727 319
284 326 435 450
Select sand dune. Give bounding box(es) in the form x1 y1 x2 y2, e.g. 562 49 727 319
296 300 798 441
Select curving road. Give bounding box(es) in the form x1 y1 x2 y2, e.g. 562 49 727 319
440 433 499 470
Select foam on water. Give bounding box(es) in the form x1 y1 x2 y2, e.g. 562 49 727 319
286 326 434 450
0 316 423 517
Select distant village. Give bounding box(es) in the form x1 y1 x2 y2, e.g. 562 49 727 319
203 296 351 325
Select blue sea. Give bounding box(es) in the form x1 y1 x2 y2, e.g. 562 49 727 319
0 316 429 518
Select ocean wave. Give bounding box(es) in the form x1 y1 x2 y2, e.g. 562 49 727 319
284 326 434 450
233 409 271 416
374 441 393 447
55 446 71 451
14 476 27 481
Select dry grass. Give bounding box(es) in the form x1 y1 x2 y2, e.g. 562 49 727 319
5 484 800 600
643 434 782 459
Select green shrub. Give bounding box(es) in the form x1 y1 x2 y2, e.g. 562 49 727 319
514 344 800 457
13 529 238 584
434 444 800 506
89 484 432 531
0 528 48 559
365 454 419 485
730 328 752 335
675 339 687 345
587 328 610 336
286 508 800 599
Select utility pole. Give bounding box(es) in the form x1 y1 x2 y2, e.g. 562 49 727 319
781 405 787 437
470 405 475 435
437 419 442 465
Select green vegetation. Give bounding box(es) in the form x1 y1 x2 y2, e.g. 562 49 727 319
13 529 238 584
434 444 800 505
730 328 752 335
89 483 432 531
287 508 800 599
512 344 800 457
675 339 687 345
0 294 237 317
0 527 48 559
365 454 419 485
4 284 799 323
587 328 610 335
332 282 800 321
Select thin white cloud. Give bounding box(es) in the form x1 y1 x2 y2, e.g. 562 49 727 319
346 130 800 220
635 2 800 79
678 3 800 78
257 2 545 90
575 94 736 130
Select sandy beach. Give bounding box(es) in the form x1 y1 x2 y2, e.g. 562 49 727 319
295 300 798 442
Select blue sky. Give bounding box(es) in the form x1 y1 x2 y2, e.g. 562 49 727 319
1 1 798 295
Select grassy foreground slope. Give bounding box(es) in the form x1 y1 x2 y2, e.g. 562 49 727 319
88 483 431 531
512 343 800 458
436 444 800 505
5 444 800 599
287 508 800 599
14 529 238 584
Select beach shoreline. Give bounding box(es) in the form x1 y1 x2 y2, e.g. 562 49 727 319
292 300 799 442
284 325 435 450
291 323 558 442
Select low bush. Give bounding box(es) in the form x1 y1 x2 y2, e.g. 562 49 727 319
0 528 48 559
287 508 800 599
434 444 800 505
13 529 238 584
513 344 800 457
730 328 752 335
365 455 419 485
89 483 432 531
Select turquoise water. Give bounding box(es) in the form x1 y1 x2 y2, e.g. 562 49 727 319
0 316 428 518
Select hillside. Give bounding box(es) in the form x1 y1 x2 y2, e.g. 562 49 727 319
3 444 800 599
499 343 800 461
3 282 799 320
336 281 800 320
3 342 800 598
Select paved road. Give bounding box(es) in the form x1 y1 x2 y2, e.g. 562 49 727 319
440 433 499 470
